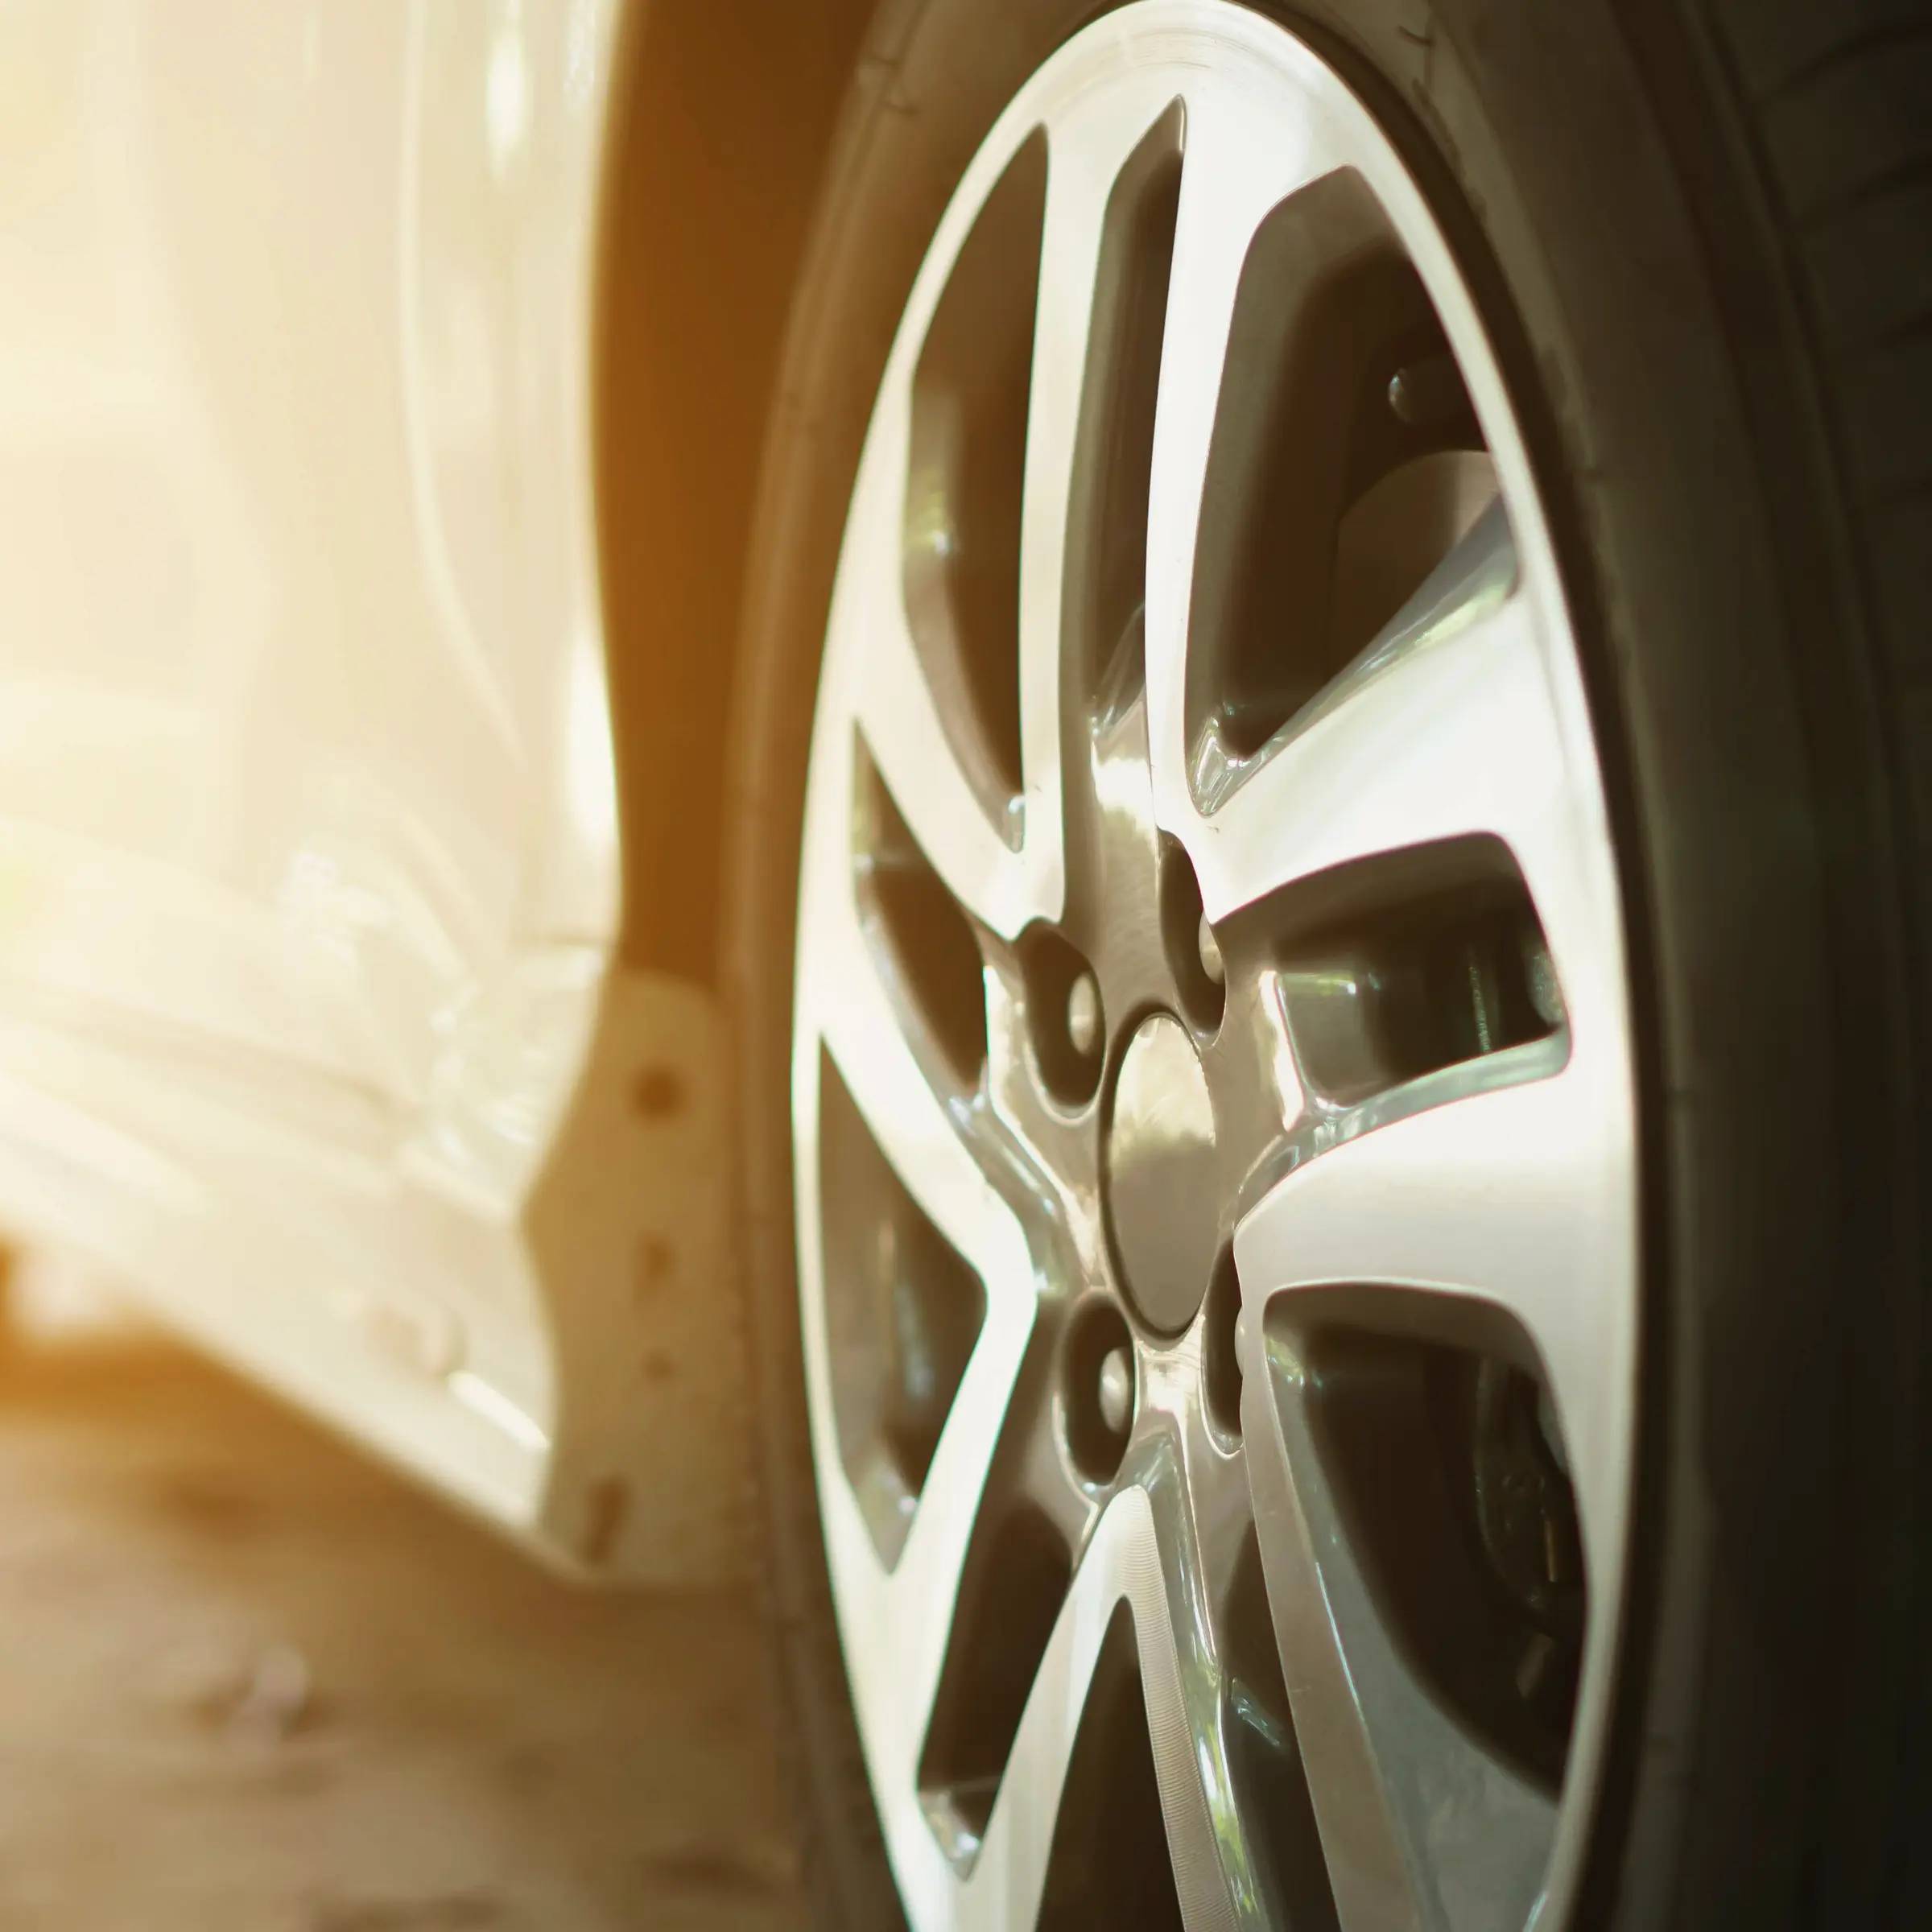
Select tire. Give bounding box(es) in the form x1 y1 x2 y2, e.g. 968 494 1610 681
723 0 1931 1926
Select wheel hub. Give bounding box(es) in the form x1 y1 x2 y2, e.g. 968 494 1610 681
1103 1011 1219 1334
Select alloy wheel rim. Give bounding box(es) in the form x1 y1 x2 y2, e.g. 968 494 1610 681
789 6 1639 1927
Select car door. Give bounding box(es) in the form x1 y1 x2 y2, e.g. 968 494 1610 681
0 0 667 1562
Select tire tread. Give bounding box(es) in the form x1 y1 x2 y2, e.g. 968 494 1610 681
1697 1 1932 1922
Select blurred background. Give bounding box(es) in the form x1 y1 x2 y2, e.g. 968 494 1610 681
0 1261 796 1932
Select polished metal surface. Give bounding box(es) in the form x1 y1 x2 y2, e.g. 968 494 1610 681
1096 1345 1135 1437
790 5 1638 1926
1104 1013 1220 1334
1066 972 1104 1061
1198 915 1224 988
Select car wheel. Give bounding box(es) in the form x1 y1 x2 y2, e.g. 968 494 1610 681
725 2 1929 1927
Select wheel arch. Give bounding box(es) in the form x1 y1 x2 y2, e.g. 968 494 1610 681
592 0 882 982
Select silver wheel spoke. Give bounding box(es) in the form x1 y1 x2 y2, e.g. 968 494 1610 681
799 733 1009 1278
1013 91 1180 868
1232 1062 1633 1567
1183 517 1538 905
1143 86 1331 789
1241 1341 1558 1932
1132 1435 1304 1930
795 733 1041 1771
1231 1062 1633 1928
948 1405 1327 1932
1155 510 1612 1001
794 1020 1038 1894
832 405 1054 940
948 1483 1236 1932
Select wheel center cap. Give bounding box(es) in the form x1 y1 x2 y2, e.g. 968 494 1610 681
1103 1013 1220 1335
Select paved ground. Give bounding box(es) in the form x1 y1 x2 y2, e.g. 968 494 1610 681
0 1335 802 1932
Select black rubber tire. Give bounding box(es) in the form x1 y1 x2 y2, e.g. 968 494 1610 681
722 0 1932 1926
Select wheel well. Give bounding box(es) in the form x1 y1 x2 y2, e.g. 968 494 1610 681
592 0 880 980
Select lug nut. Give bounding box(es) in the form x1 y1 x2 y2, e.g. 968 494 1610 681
1096 1346 1134 1438
1067 972 1102 1060
1197 914 1224 987
1387 352 1469 431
